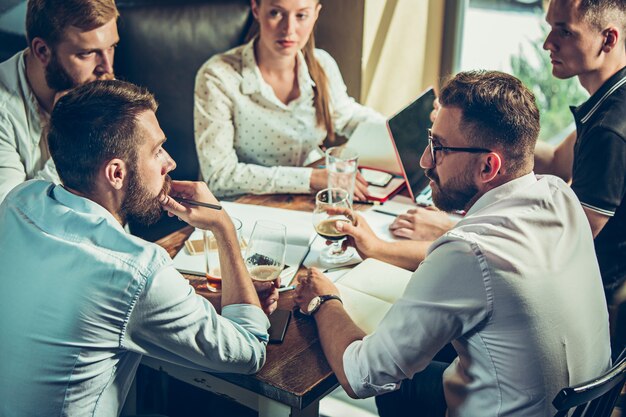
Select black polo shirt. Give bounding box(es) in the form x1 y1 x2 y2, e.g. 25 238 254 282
571 66 626 294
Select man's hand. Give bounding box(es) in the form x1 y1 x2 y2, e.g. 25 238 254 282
326 207 382 259
254 279 280 316
294 268 340 312
160 180 231 232
389 207 455 241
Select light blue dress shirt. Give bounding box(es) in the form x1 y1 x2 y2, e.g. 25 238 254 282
0 180 269 417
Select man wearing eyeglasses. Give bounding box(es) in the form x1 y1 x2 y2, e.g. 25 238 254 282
294 70 611 417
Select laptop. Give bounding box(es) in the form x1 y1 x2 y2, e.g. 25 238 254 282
386 87 436 206
351 88 436 205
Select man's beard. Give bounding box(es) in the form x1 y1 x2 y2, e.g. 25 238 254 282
121 170 172 226
426 168 479 213
45 51 80 91
44 50 115 92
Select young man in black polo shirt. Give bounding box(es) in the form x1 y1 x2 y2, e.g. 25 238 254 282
536 0 626 303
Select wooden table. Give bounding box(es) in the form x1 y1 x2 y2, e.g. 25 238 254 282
144 193 341 417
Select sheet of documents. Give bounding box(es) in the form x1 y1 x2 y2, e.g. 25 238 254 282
335 258 412 334
172 202 315 287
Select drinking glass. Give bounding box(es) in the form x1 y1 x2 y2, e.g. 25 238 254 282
313 188 355 265
204 217 244 290
244 221 287 282
326 146 359 204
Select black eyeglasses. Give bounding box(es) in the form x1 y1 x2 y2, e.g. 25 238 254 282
427 129 492 165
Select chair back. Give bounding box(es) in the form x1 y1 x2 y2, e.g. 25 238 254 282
552 347 626 417
114 0 252 240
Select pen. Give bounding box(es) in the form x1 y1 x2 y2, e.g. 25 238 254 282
372 208 399 217
278 285 296 293
353 200 380 206
173 197 223 210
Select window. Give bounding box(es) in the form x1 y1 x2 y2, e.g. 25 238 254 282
457 0 588 143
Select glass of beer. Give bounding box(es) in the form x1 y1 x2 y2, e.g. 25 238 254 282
204 217 244 290
244 220 287 282
313 188 355 265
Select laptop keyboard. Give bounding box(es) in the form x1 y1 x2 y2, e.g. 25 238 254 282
415 186 433 207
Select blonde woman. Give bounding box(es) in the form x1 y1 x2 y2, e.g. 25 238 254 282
194 0 383 199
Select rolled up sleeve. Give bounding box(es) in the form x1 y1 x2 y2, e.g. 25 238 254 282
124 266 270 374
342 238 491 398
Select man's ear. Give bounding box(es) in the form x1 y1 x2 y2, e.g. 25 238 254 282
602 27 619 53
31 37 52 65
103 158 127 190
479 152 502 183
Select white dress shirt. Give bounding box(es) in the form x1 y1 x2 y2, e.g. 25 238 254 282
0 180 269 417
194 39 384 197
343 174 611 417
0 50 59 203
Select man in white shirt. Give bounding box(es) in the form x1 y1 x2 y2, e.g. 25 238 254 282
390 0 626 304
295 71 611 416
0 0 118 203
0 80 278 416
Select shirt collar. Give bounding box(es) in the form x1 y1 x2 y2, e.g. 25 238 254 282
571 65 626 125
240 37 316 97
464 172 538 217
51 184 126 234
19 50 50 130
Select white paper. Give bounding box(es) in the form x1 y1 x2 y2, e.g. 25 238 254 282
172 202 315 287
335 258 412 334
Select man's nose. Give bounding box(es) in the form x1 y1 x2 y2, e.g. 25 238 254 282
420 145 433 169
162 149 176 175
96 49 114 76
543 31 556 52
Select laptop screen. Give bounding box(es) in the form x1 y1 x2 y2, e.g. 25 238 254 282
387 87 436 201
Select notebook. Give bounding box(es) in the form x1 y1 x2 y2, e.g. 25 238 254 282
335 258 412 334
349 87 436 205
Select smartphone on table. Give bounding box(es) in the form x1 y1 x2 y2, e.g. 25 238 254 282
268 309 291 344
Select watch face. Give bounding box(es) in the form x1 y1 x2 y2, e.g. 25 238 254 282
307 296 321 314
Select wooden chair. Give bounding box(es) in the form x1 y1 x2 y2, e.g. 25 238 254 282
552 348 626 417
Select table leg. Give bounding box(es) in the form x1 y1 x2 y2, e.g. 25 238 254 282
141 357 321 416
258 397 319 417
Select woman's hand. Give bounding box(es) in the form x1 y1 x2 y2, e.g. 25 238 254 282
310 168 370 201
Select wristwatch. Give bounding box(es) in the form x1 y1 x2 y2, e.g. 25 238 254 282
304 294 342 316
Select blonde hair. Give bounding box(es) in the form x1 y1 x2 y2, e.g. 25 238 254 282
246 0 336 146
26 0 118 46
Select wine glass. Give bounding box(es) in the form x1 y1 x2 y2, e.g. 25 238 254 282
313 188 355 265
244 220 287 282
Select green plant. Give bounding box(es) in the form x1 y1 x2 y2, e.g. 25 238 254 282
510 26 588 142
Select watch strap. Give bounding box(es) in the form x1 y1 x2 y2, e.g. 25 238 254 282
311 294 342 315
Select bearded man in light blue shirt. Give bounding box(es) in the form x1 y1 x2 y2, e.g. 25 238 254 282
0 80 278 417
